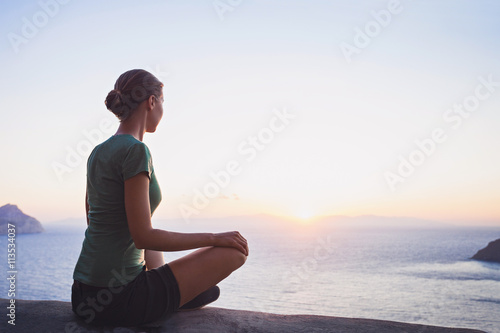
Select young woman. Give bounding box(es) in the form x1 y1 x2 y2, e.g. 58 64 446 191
71 69 249 327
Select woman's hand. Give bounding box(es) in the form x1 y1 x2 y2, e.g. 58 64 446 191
213 231 249 256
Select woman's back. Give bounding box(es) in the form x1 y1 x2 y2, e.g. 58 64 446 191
73 134 161 288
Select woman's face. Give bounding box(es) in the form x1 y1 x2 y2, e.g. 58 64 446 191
146 94 164 133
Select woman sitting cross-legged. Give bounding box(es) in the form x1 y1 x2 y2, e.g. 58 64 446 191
71 69 249 327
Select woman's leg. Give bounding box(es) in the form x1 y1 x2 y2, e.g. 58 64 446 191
168 246 247 307
145 249 165 270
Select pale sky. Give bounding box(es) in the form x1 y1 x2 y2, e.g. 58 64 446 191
1 0 499 225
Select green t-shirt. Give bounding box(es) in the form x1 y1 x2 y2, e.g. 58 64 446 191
73 134 162 287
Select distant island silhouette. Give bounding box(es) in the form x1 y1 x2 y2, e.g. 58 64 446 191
0 204 44 235
472 238 500 264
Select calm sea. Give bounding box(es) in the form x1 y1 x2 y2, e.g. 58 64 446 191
1 219 499 333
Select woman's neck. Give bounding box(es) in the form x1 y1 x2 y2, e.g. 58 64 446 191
114 110 147 141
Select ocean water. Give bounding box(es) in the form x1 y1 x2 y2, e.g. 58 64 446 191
1 220 499 333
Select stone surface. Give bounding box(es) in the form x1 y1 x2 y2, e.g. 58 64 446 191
0 298 485 333
471 238 500 263
0 204 44 235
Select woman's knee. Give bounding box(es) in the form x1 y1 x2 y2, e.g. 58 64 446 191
226 247 247 270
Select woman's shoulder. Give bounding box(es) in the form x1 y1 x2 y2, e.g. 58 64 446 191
90 135 150 161
103 134 149 150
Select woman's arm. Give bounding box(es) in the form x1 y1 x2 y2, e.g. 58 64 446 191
124 172 248 255
85 190 89 226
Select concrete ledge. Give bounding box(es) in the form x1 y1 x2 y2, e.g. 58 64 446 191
0 298 485 333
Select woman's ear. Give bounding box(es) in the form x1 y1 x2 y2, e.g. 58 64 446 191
147 95 156 111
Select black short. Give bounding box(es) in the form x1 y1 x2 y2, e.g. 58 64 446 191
71 264 180 327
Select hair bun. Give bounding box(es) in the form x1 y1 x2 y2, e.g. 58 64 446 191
105 89 127 118
105 89 121 106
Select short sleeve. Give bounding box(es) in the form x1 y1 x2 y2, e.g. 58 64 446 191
122 142 153 180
